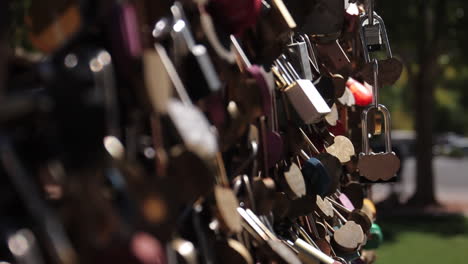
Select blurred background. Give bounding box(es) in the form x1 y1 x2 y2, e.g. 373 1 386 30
370 1 468 263
3 0 468 263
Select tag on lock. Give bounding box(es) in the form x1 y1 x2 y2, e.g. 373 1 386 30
358 10 403 86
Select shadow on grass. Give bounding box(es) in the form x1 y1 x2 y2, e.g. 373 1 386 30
378 214 468 244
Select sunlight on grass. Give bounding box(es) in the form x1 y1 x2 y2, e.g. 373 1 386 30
376 215 468 264
377 231 468 264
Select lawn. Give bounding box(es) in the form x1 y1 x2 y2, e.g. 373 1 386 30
376 214 468 264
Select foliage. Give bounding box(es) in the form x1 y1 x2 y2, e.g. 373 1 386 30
377 1 468 135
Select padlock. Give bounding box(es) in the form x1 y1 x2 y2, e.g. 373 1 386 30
248 0 297 66
315 40 352 76
358 11 403 86
358 59 400 182
302 157 331 197
361 3 382 52
363 223 383 250
285 38 314 80
274 58 331 124
292 238 336 264
357 104 400 182
152 43 219 160
296 0 345 43
170 3 222 101
237 208 302 264
346 78 373 107
359 11 390 62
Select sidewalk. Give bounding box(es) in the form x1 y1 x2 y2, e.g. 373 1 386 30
371 157 468 215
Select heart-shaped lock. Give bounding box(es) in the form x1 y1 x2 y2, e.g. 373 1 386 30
332 221 364 253
358 58 403 87
338 87 356 107
315 195 334 220
325 135 355 164
358 11 403 86
358 152 400 181
283 162 307 199
301 157 331 197
358 61 400 182
357 106 400 181
346 77 372 107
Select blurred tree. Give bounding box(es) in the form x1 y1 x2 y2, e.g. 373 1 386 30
379 0 468 206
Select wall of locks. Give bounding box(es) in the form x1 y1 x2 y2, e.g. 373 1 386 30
0 0 401 263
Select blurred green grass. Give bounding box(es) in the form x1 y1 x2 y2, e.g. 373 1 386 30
376 215 468 264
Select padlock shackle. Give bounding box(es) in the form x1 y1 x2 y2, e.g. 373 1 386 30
298 34 320 75
274 59 294 85
154 43 193 106
361 104 392 155
286 39 314 80
367 0 374 26
359 12 393 63
230 35 253 71
372 59 379 107
90 51 120 138
280 55 301 81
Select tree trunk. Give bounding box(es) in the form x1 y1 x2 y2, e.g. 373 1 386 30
408 59 438 206
407 1 441 206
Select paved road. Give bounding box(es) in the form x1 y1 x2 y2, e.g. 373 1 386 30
372 157 468 204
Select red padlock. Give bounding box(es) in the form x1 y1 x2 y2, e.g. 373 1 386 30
346 77 373 106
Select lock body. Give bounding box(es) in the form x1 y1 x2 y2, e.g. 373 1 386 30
284 80 331 124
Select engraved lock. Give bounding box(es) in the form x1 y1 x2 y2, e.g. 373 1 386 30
274 58 331 124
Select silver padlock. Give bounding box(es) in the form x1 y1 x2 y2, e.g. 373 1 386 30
359 12 392 63
364 23 382 50
285 38 314 80
170 2 222 95
274 58 331 124
358 8 403 86
154 43 218 160
358 61 400 182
